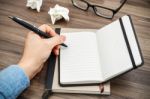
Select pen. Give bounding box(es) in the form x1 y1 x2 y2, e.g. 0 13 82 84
8 16 68 47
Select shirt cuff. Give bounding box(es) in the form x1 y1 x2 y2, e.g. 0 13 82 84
0 65 30 99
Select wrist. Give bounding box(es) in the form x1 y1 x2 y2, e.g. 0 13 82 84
18 57 38 79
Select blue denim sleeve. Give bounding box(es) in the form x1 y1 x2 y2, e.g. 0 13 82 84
0 65 30 99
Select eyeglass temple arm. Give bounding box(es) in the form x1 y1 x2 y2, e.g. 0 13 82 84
115 0 127 13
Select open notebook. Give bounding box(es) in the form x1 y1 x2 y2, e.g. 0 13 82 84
43 28 110 96
59 15 144 85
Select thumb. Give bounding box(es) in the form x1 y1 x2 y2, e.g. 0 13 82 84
46 35 65 48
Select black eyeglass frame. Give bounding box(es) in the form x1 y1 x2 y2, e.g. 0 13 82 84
71 0 127 19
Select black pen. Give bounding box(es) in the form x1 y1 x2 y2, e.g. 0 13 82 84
9 16 67 47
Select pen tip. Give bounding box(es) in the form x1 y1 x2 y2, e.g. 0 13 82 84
60 43 68 47
8 16 13 19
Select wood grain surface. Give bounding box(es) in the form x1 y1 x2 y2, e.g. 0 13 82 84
0 0 150 99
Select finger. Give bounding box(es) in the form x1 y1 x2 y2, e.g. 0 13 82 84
54 45 61 51
52 46 57 53
38 24 57 36
46 35 65 49
53 45 60 55
53 48 59 55
27 31 41 39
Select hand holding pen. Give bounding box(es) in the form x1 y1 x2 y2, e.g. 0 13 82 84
17 24 66 79
9 16 68 47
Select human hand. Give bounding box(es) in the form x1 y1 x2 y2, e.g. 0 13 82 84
18 24 65 79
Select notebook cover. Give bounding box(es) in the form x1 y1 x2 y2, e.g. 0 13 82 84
42 28 61 99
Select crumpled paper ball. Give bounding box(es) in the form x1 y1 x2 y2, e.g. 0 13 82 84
48 4 69 24
26 0 43 12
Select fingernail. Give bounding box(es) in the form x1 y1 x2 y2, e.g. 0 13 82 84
57 50 59 55
60 35 65 43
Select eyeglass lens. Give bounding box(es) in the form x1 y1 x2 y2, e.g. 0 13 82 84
72 0 124 18
73 0 88 10
94 7 113 18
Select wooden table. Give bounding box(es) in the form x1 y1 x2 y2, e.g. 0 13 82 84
0 0 150 99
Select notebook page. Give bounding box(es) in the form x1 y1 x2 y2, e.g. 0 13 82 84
52 58 110 95
96 19 133 81
60 32 102 84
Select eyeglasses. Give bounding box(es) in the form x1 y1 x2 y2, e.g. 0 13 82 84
71 0 127 19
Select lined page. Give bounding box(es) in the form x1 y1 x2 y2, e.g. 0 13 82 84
60 32 102 84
